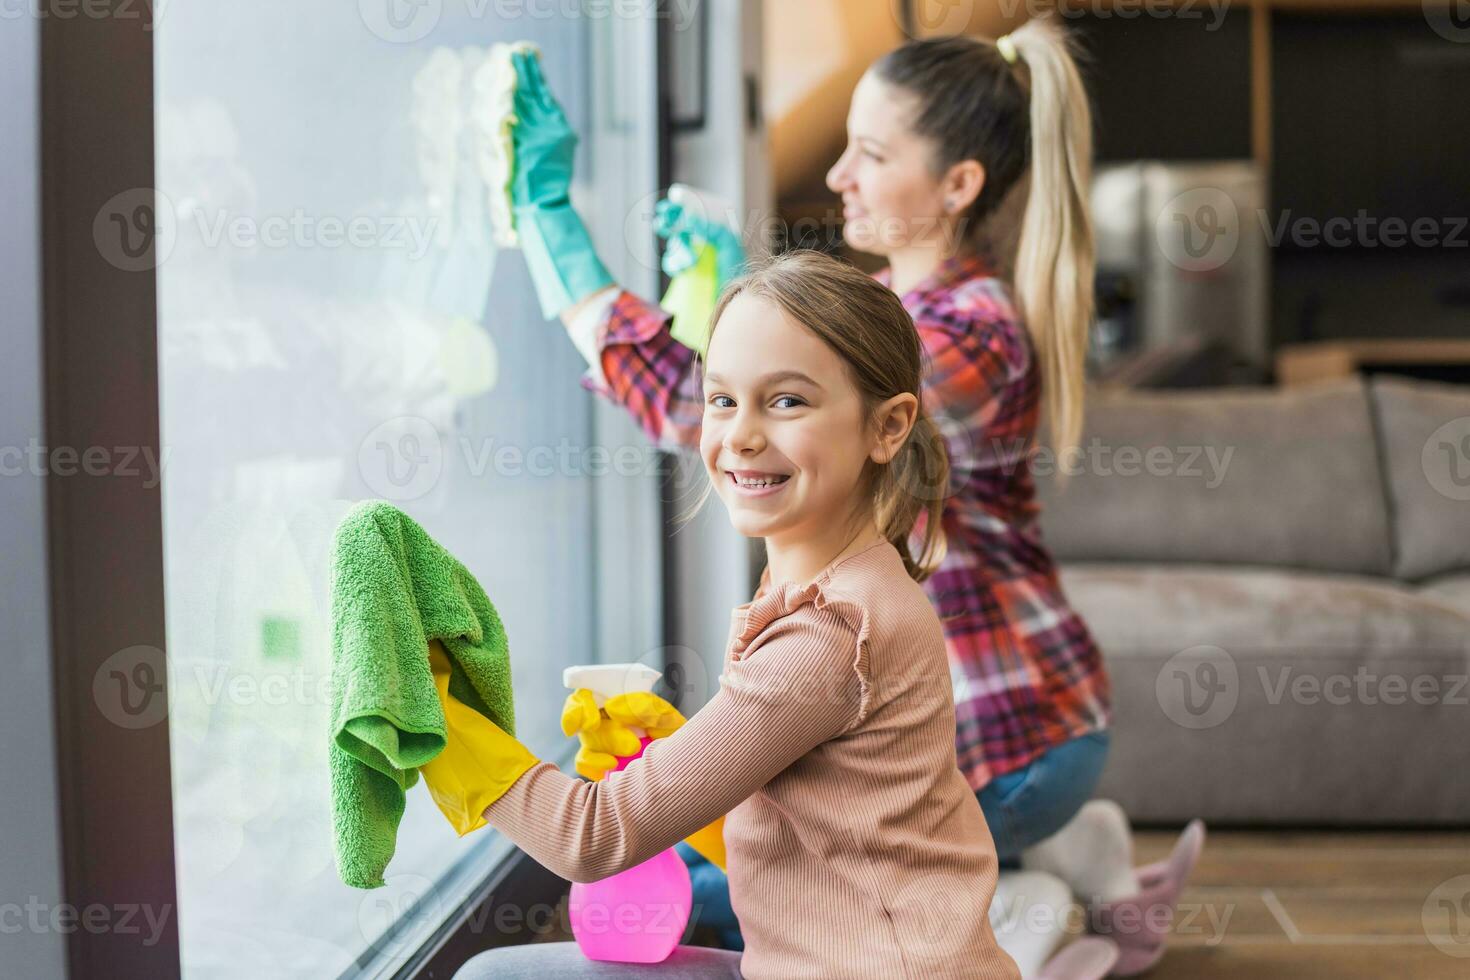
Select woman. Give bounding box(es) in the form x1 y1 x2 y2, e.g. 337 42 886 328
507 16 1200 977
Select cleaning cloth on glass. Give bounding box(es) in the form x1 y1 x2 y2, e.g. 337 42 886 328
327 500 517 889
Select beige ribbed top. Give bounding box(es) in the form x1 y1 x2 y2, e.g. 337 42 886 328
484 539 1020 979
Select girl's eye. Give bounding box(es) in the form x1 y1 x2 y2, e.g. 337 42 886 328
773 395 805 409
708 395 734 408
862 150 883 162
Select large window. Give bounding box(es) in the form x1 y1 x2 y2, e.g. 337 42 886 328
153 4 659 976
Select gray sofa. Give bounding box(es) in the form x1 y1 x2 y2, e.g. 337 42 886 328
1035 375 1470 825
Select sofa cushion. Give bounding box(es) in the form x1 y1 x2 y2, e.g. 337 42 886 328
1059 563 1470 657
1369 375 1470 581
1060 563 1470 824
1418 572 1470 615
1036 379 1393 576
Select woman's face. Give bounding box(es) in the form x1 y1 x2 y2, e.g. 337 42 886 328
699 293 876 543
826 71 976 257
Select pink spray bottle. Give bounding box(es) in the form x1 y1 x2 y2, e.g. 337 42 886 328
562 663 692 963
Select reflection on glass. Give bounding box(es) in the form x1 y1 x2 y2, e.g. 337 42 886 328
155 5 606 975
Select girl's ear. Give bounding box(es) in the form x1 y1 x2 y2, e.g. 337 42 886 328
871 393 920 464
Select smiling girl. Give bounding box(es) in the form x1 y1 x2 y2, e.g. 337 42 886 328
445 250 1023 979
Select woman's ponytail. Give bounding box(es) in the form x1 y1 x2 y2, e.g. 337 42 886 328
1006 16 1096 461
874 15 1096 463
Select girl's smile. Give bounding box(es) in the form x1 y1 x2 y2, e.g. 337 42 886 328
726 469 792 497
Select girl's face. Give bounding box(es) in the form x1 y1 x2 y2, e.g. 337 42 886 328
825 71 975 256
699 293 877 542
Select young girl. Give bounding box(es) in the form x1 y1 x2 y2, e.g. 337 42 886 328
504 16 1201 976
439 250 1022 979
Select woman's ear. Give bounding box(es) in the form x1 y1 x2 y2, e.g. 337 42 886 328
871 393 920 464
943 159 986 214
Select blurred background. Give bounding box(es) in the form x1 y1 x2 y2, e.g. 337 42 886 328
3 1 1467 978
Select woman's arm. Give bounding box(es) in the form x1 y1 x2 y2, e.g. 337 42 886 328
483 602 868 883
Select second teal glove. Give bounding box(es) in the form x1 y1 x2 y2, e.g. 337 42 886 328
509 50 614 319
654 197 748 287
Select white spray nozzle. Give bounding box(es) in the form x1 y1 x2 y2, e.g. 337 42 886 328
563 662 663 708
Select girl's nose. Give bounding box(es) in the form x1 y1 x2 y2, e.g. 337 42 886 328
724 410 766 455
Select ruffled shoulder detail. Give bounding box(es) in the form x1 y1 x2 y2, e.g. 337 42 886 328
730 578 874 730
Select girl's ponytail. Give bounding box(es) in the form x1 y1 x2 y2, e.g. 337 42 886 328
878 410 949 583
1005 16 1096 460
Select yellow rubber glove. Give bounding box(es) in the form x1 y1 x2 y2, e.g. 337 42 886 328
420 640 540 837
559 687 727 871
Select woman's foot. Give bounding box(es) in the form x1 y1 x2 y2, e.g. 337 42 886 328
1022 800 1140 902
1037 937 1120 980
1089 819 1207 977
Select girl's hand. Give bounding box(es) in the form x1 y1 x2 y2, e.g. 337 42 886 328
560 688 686 781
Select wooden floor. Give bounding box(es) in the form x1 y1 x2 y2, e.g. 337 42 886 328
1129 829 1470 979
533 830 1470 977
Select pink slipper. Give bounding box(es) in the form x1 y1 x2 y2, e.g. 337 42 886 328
1036 937 1120 980
1088 819 1206 977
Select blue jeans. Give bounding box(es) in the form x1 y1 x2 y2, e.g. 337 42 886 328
676 730 1110 950
975 729 1110 864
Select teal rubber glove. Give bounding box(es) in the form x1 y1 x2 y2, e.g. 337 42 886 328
509 50 615 320
653 198 748 288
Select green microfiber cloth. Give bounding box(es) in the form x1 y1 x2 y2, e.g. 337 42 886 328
328 500 517 889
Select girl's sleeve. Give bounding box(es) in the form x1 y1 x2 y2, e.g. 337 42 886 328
482 602 868 883
563 288 705 453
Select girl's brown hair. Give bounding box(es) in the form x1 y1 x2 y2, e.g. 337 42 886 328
678 250 950 583
872 13 1096 459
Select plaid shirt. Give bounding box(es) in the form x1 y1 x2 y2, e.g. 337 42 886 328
579 253 1110 790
